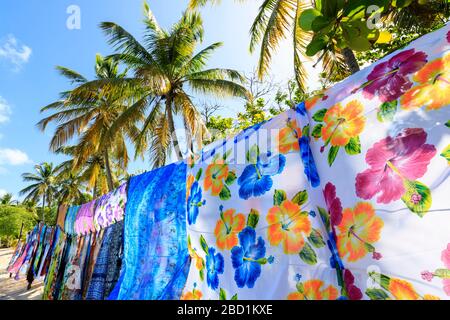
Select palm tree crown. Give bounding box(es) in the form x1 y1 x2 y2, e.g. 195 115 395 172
99 3 249 167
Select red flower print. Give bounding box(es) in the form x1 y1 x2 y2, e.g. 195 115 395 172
356 128 436 204
363 49 428 102
323 182 343 226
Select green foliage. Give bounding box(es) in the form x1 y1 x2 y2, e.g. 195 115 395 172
357 23 447 65
299 0 390 54
36 206 58 226
0 205 38 247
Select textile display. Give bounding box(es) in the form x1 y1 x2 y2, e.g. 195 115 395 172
59 234 91 300
56 205 68 230
42 227 66 300
6 24 450 301
64 206 80 235
85 221 124 300
75 200 97 235
13 225 41 278
111 162 190 300
94 182 127 231
81 231 104 299
181 108 339 300
299 23 450 300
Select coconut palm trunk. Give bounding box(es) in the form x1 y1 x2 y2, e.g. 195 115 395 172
166 96 183 161
103 149 114 191
342 47 360 74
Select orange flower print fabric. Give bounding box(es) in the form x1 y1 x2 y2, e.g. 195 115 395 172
321 100 366 147
336 202 383 262
266 200 312 254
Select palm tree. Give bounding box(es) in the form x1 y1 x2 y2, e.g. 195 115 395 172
189 0 317 91
37 54 137 191
98 4 248 167
19 162 58 223
54 145 119 198
0 193 14 205
384 0 449 32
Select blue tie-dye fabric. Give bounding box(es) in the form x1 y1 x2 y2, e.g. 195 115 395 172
111 161 190 300
64 206 80 235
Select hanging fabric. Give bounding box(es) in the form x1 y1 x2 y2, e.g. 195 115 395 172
94 182 127 231
85 221 124 300
110 162 190 300
75 200 96 235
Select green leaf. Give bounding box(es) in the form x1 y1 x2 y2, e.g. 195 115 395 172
344 136 361 155
342 20 372 52
231 294 238 300
302 125 310 137
393 0 413 8
377 100 398 122
311 15 332 32
298 8 322 31
273 189 287 206
246 145 259 164
365 288 389 300
219 184 231 201
328 146 339 166
195 168 203 181
308 228 326 248
225 171 237 185
200 235 209 254
296 282 305 293
369 272 390 291
347 35 371 52
401 180 432 217
219 288 226 300
312 108 327 122
292 190 308 206
247 209 260 229
199 268 205 281
434 268 450 279
445 120 450 128
440 144 450 164
317 206 330 231
306 35 328 56
299 242 317 265
311 124 323 139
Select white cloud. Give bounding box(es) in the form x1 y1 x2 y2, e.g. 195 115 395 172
0 96 11 124
0 148 31 166
0 34 32 70
0 189 7 197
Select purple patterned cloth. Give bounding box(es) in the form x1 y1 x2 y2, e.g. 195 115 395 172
75 200 96 235
94 183 127 231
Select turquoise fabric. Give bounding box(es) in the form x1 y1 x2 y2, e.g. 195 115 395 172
111 162 190 300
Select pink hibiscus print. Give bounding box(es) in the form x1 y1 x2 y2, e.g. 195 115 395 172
421 244 450 296
447 30 450 43
355 128 436 204
362 49 428 102
442 244 450 296
323 182 343 226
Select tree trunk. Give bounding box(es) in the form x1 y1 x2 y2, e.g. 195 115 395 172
103 149 114 192
166 96 183 161
42 193 46 224
342 47 360 74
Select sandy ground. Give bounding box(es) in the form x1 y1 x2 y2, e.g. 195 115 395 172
0 248 44 300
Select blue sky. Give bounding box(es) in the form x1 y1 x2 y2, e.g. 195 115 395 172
0 0 319 199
